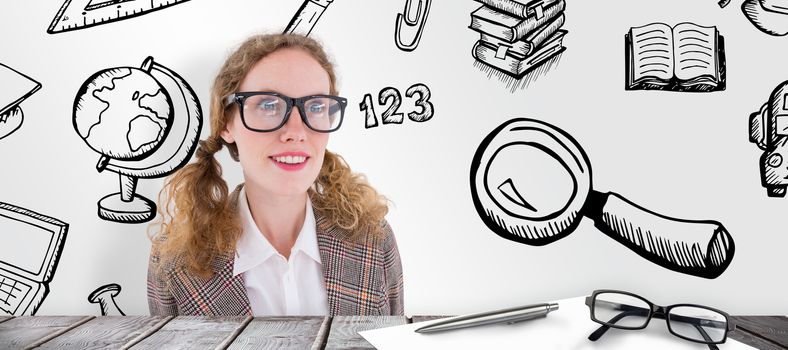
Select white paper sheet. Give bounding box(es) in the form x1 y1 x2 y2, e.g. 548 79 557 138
360 297 756 350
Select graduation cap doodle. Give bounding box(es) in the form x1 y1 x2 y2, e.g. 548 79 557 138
0 63 41 141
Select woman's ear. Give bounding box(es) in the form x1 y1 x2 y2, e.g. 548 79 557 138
220 118 235 144
220 129 235 144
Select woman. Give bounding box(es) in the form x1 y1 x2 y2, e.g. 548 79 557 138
147 34 404 316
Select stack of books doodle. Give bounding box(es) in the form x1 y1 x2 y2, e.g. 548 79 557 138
470 0 567 77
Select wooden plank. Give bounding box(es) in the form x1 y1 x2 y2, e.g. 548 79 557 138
226 316 326 350
34 316 171 350
324 316 408 350
0 316 93 350
730 316 788 350
129 316 251 350
729 327 785 350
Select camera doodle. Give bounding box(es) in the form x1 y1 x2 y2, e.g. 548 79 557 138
470 118 735 279
749 80 788 197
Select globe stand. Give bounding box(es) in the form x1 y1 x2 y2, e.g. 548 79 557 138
97 173 155 223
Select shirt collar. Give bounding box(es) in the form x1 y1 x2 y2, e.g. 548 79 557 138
233 186 322 276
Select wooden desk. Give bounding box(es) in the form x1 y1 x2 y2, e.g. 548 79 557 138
0 315 785 349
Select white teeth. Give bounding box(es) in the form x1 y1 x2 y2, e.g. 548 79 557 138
273 156 306 164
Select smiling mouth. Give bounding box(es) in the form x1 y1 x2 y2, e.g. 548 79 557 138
270 155 308 165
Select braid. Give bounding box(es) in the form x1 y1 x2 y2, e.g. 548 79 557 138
153 135 242 278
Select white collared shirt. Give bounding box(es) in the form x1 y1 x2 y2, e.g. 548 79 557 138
233 187 329 316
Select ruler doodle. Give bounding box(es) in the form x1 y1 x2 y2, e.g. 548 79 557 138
47 0 193 34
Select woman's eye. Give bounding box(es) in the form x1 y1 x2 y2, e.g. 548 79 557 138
259 100 279 111
308 103 326 114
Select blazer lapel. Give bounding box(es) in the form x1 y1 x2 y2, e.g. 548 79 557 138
315 209 358 316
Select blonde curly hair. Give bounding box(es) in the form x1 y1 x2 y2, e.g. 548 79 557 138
151 34 389 278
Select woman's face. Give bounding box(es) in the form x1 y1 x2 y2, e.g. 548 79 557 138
221 48 331 198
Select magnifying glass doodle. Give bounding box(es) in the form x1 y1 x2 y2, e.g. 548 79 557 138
470 118 734 279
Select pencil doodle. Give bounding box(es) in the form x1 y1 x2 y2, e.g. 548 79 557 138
625 22 726 92
470 118 735 279
48 0 194 34
395 0 431 51
469 0 568 93
742 0 788 36
0 63 41 141
283 0 335 36
73 56 203 224
749 80 788 197
0 202 68 316
360 83 434 129
88 283 126 316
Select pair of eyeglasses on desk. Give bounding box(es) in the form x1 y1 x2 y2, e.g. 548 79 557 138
585 290 737 350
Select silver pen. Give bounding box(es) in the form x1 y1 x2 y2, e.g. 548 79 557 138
414 302 559 334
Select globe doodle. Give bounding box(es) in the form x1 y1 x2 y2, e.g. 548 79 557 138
72 57 202 224
74 67 173 160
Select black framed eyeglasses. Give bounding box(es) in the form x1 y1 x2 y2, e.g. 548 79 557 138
225 91 347 133
585 290 736 350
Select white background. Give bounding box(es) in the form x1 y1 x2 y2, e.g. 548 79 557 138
1 0 787 316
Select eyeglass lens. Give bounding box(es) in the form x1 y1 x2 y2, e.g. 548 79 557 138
668 306 727 343
592 292 651 329
242 94 342 131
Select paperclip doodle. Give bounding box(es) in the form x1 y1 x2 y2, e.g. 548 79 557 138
395 0 431 51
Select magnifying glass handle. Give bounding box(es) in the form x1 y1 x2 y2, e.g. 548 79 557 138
582 191 734 279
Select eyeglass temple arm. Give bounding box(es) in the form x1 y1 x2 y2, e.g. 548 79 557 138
225 94 237 107
329 102 341 116
695 324 720 350
588 308 650 341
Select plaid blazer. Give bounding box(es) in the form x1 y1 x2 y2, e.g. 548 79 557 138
147 184 404 316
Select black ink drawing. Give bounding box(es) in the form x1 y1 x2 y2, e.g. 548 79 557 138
470 118 735 279
0 202 68 316
395 0 431 51
360 83 434 129
625 23 726 92
718 0 732 8
88 283 126 316
283 0 335 36
749 80 788 197
48 0 193 34
469 0 567 93
73 56 203 224
0 63 41 141
741 0 788 36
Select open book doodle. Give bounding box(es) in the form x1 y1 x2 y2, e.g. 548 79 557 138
625 22 726 93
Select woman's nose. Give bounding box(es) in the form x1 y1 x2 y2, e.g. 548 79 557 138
280 107 307 142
